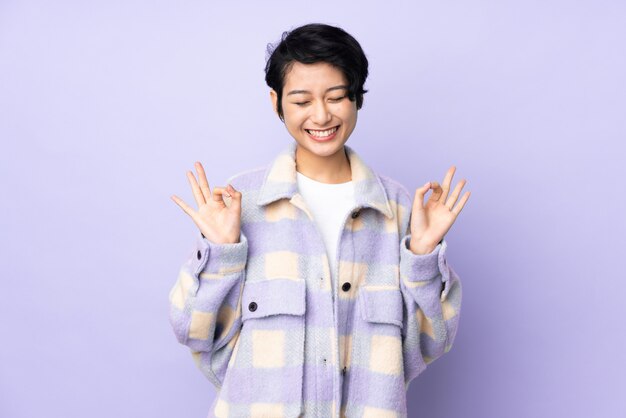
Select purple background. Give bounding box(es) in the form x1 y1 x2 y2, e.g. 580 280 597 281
1 1 625 417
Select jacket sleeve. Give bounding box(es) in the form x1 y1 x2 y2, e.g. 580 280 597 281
398 224 463 386
168 230 248 389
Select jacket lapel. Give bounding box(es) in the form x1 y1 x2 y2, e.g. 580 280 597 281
256 142 394 220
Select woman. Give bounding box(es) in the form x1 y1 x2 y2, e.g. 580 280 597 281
169 23 470 418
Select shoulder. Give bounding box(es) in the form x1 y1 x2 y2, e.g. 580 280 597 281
377 173 413 208
224 165 268 191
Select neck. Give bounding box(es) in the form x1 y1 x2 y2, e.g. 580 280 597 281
295 144 352 184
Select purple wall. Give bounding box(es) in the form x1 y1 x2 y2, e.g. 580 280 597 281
1 1 624 417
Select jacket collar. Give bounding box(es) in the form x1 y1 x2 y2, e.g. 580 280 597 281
256 142 394 219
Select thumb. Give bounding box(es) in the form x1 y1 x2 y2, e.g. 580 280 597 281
413 181 431 207
226 184 242 204
415 182 430 200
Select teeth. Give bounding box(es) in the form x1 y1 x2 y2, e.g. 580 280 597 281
307 126 338 138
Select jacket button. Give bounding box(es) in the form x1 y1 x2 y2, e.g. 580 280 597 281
196 250 202 260
342 282 351 292
351 210 360 219
248 302 257 312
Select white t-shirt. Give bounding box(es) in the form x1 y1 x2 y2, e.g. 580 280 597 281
296 171 356 290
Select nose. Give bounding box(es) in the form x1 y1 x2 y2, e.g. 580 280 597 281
310 100 332 126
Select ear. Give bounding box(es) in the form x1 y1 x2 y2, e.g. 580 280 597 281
269 89 278 116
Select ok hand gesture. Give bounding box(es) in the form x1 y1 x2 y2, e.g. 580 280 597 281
171 162 242 244
409 165 470 255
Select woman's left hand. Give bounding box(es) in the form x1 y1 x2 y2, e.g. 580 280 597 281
409 165 471 255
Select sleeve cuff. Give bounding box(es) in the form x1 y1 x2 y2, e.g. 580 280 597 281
191 231 249 276
399 234 450 284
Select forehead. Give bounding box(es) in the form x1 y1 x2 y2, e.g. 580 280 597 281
283 61 347 90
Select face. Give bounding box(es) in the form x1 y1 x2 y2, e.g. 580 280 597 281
270 61 358 159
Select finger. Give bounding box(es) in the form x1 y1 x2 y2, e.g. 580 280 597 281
440 165 456 202
194 162 212 202
451 191 471 216
170 195 198 218
211 187 229 205
186 170 206 207
426 181 443 203
221 184 242 210
412 181 431 210
226 184 242 208
445 179 467 210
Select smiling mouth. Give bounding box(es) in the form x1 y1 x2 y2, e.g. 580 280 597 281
305 125 340 138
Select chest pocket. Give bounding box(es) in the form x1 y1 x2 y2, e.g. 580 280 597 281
217 278 307 418
358 285 404 328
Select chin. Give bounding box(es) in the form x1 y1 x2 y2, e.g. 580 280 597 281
303 145 348 162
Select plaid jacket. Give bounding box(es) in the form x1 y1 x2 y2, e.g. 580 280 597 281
168 142 462 418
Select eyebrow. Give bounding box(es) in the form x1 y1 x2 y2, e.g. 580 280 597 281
286 85 348 96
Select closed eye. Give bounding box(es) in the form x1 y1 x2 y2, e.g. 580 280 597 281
294 96 345 107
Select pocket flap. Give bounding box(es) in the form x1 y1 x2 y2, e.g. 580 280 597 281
359 286 404 327
242 278 306 321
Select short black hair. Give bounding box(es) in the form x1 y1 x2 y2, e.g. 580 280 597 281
264 23 369 122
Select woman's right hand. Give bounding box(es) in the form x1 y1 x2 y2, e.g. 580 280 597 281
171 162 242 244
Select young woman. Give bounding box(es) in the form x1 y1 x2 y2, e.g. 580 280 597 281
169 23 470 418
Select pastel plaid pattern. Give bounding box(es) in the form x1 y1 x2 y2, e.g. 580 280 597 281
169 142 462 418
